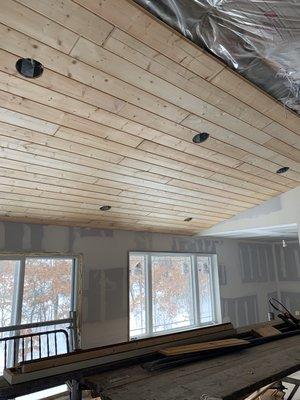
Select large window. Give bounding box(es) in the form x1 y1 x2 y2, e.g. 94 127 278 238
129 252 221 339
0 255 77 372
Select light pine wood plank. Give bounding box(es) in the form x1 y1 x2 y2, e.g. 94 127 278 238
0 107 58 135
19 0 298 148
0 23 188 123
0 26 298 183
0 214 200 236
0 135 254 210
138 141 299 189
106 28 271 130
73 0 224 80
0 120 257 197
70 37 300 171
0 66 300 185
211 68 300 135
0 200 213 231
74 0 300 134
0 187 226 223
0 0 79 53
0 89 289 195
0 165 244 214
0 0 298 233
15 0 114 45
0 30 298 184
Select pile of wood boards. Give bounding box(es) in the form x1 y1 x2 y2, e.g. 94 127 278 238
4 323 236 384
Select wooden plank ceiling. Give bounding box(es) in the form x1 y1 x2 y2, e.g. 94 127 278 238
0 0 299 235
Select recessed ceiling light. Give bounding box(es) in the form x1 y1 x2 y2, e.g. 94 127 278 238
16 58 44 78
192 132 209 144
99 205 111 211
184 217 193 222
276 166 289 174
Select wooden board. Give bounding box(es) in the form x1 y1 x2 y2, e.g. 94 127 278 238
82 335 300 400
0 321 299 400
0 0 298 233
159 338 249 356
252 326 281 338
16 323 235 376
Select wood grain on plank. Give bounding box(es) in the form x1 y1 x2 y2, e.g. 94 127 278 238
159 338 249 356
0 0 298 233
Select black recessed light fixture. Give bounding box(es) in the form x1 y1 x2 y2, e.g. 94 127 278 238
99 205 111 211
276 166 289 174
16 58 44 78
184 217 193 222
192 132 209 144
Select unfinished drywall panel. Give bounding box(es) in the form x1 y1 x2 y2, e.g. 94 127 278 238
272 239 300 316
0 221 297 349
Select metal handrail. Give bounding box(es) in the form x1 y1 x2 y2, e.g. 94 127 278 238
0 329 70 369
0 318 73 334
0 311 78 369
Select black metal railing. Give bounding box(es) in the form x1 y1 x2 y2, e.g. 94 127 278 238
0 311 78 370
0 328 70 369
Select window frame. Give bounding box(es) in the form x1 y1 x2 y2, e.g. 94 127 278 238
0 253 81 333
0 253 82 372
128 251 221 340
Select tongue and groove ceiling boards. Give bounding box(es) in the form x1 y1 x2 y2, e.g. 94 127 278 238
0 0 299 235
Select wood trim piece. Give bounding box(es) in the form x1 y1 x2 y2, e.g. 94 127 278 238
1 325 236 384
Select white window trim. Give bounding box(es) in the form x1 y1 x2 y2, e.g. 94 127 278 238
129 251 222 340
0 254 79 337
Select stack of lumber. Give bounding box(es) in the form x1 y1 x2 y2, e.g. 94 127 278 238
4 323 235 384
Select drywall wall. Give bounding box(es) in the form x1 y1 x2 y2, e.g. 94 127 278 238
0 221 298 349
201 187 300 238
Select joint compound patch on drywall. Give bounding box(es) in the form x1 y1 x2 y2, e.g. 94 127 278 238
22 224 31 250
41 225 70 252
3 221 23 251
239 242 275 283
133 230 153 251
29 223 43 250
274 241 300 281
80 228 114 238
221 295 259 327
170 237 221 253
86 268 125 324
218 263 227 286
0 222 5 250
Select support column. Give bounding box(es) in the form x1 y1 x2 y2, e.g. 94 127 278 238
67 380 82 400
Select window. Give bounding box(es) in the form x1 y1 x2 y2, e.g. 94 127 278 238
0 255 77 373
129 252 221 339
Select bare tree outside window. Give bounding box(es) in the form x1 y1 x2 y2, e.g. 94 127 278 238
22 258 72 324
0 260 20 372
0 256 76 374
152 255 194 332
129 254 146 337
129 252 221 339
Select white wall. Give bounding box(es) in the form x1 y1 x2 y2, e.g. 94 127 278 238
0 221 298 349
201 187 300 237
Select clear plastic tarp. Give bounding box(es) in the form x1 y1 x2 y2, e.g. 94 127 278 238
134 0 300 114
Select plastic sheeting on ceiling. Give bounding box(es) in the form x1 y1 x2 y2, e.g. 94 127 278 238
134 0 300 114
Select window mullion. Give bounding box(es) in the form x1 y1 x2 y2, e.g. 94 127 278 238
70 258 77 313
192 255 201 326
210 255 218 323
11 257 25 327
146 254 153 337
8 256 25 367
